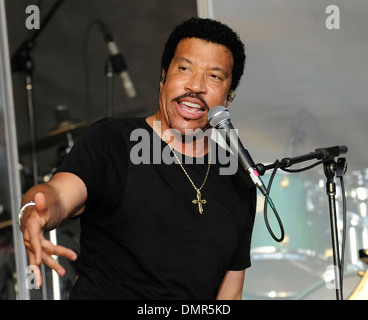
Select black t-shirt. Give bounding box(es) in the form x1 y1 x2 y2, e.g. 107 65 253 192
56 117 256 299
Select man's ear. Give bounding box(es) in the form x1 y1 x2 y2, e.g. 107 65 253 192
159 70 166 92
225 90 236 107
160 70 166 84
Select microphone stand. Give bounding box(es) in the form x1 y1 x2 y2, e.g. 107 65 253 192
105 58 114 117
256 145 348 300
323 158 345 301
11 0 65 182
11 0 66 300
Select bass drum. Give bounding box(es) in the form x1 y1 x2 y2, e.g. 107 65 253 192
244 173 331 300
243 250 329 299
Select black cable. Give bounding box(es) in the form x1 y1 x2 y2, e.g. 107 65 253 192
263 160 285 242
264 158 348 298
281 160 324 173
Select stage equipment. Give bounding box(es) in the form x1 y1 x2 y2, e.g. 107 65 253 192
208 106 349 300
255 146 348 300
247 174 330 299
10 0 66 300
208 105 285 242
11 0 65 186
83 20 136 118
0 0 30 299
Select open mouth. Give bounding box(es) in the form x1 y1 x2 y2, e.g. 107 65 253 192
178 101 206 114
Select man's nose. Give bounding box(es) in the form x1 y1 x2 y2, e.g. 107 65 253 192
184 72 207 94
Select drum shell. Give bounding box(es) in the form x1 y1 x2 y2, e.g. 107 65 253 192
252 174 331 255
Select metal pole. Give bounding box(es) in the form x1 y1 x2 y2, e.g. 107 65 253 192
0 0 30 300
324 162 343 300
25 71 39 186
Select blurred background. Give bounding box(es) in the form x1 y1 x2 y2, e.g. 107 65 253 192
0 0 367 299
213 0 368 300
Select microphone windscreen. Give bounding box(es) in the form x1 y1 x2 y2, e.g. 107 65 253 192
207 105 230 128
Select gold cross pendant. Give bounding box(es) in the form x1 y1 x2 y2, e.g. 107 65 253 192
192 190 207 214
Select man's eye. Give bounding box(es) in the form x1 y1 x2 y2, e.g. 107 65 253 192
211 74 222 80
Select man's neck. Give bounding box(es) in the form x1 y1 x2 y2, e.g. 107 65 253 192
146 114 210 158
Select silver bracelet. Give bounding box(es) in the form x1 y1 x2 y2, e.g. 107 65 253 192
17 201 36 226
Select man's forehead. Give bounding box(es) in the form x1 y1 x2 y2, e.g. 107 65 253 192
172 38 233 73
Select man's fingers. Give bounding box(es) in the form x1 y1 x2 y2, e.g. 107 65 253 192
24 228 78 278
41 243 78 277
23 224 43 265
42 252 67 277
41 240 78 276
25 247 37 269
21 201 48 266
23 244 44 288
25 240 78 285
42 240 78 261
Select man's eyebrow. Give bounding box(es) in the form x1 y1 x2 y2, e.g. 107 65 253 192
177 57 193 64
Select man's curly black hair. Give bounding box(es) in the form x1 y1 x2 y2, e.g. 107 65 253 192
161 17 246 93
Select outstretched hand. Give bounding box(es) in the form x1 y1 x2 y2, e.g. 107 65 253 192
20 192 78 288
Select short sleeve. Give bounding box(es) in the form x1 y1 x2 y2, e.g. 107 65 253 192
55 118 130 210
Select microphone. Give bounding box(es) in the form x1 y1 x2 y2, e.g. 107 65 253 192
100 23 136 98
208 105 268 196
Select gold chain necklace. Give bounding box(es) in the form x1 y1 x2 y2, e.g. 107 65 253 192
155 115 211 214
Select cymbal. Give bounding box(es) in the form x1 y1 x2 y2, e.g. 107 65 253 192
36 108 148 148
37 120 88 149
18 120 88 154
18 108 148 154
39 121 87 139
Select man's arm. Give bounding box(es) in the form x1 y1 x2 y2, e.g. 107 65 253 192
19 172 87 287
216 270 245 300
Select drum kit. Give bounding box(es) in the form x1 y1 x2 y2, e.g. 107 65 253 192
3 0 148 299
16 105 88 190
0 105 145 300
244 170 368 300
18 106 146 188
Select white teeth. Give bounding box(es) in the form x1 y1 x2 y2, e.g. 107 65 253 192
181 101 201 109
